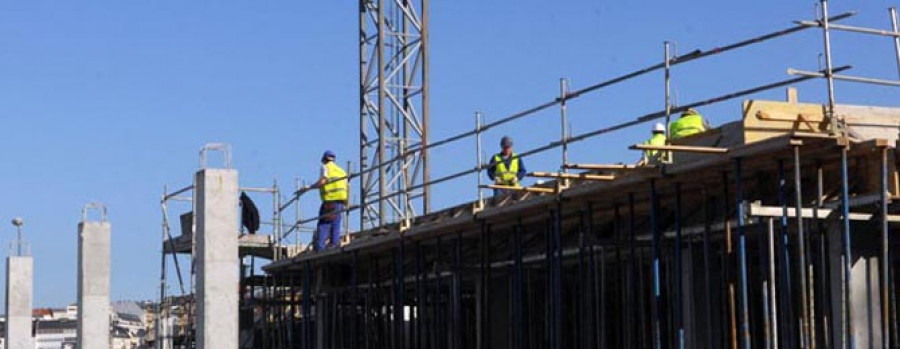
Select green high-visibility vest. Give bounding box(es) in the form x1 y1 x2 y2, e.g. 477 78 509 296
320 162 348 202
669 113 706 139
645 133 666 157
494 154 520 187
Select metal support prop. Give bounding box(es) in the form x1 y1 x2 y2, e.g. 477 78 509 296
650 179 663 349
767 218 780 349
723 171 735 349
513 219 525 349
551 205 563 349
735 158 751 349
815 161 832 349
882 146 891 349
702 190 714 348
352 251 360 349
303 260 313 349
480 221 492 349
395 240 405 349
453 232 462 349
840 146 855 348
587 205 600 348
432 237 441 349
793 146 812 348
366 256 373 349
629 193 638 348
577 210 587 348
777 159 796 347
675 182 685 349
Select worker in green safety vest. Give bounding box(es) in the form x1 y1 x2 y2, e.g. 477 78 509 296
669 108 709 139
487 136 527 196
638 122 667 165
313 150 348 250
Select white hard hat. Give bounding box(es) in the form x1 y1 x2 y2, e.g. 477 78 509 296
653 123 665 133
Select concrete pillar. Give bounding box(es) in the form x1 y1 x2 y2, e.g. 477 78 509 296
196 168 239 349
5 256 34 349
77 220 110 349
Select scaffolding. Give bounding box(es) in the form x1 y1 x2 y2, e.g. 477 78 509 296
153 144 296 348
157 3 900 349
253 4 900 349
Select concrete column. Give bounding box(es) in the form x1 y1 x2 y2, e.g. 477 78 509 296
196 168 239 349
77 220 111 349
5 256 33 349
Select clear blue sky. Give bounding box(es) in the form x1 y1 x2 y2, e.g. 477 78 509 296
0 1 897 308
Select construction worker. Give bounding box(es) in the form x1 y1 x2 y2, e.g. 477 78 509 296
639 123 667 165
313 150 348 251
487 136 526 196
669 108 710 139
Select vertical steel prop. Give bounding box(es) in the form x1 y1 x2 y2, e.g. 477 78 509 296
650 179 663 349
777 159 796 347
840 146 855 349
352 251 360 349
395 240 405 349
881 145 891 349
453 232 462 349
629 193 638 348
735 158 751 349
702 189 715 348
675 182 685 349
514 219 525 349
793 146 812 348
303 260 313 349
577 209 587 348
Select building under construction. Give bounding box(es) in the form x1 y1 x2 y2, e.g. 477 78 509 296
151 2 900 349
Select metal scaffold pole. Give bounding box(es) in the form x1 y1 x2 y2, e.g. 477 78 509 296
734 158 751 349
650 179 662 349
881 145 892 349
819 0 840 133
840 146 855 349
793 146 812 348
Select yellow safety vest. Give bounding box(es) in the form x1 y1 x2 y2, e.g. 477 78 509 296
669 113 706 139
320 162 348 202
494 154 520 187
644 133 667 159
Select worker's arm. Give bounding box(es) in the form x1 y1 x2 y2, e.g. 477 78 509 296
312 165 328 188
486 156 497 181
516 157 527 181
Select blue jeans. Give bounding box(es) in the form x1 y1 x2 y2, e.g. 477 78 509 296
315 201 344 250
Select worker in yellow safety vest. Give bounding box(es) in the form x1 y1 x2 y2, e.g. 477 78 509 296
313 150 348 250
639 123 667 165
669 108 709 139
487 136 527 196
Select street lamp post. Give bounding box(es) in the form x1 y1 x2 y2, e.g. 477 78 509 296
11 217 23 256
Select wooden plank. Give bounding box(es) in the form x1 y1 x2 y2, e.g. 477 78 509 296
630 143 729 154
563 163 652 170
742 99 829 144
786 86 798 104
529 171 615 181
481 184 557 194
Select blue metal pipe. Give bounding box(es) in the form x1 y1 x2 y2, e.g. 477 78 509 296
840 147 855 349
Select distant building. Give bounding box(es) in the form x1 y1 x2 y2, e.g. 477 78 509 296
0 300 152 349
33 318 77 349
